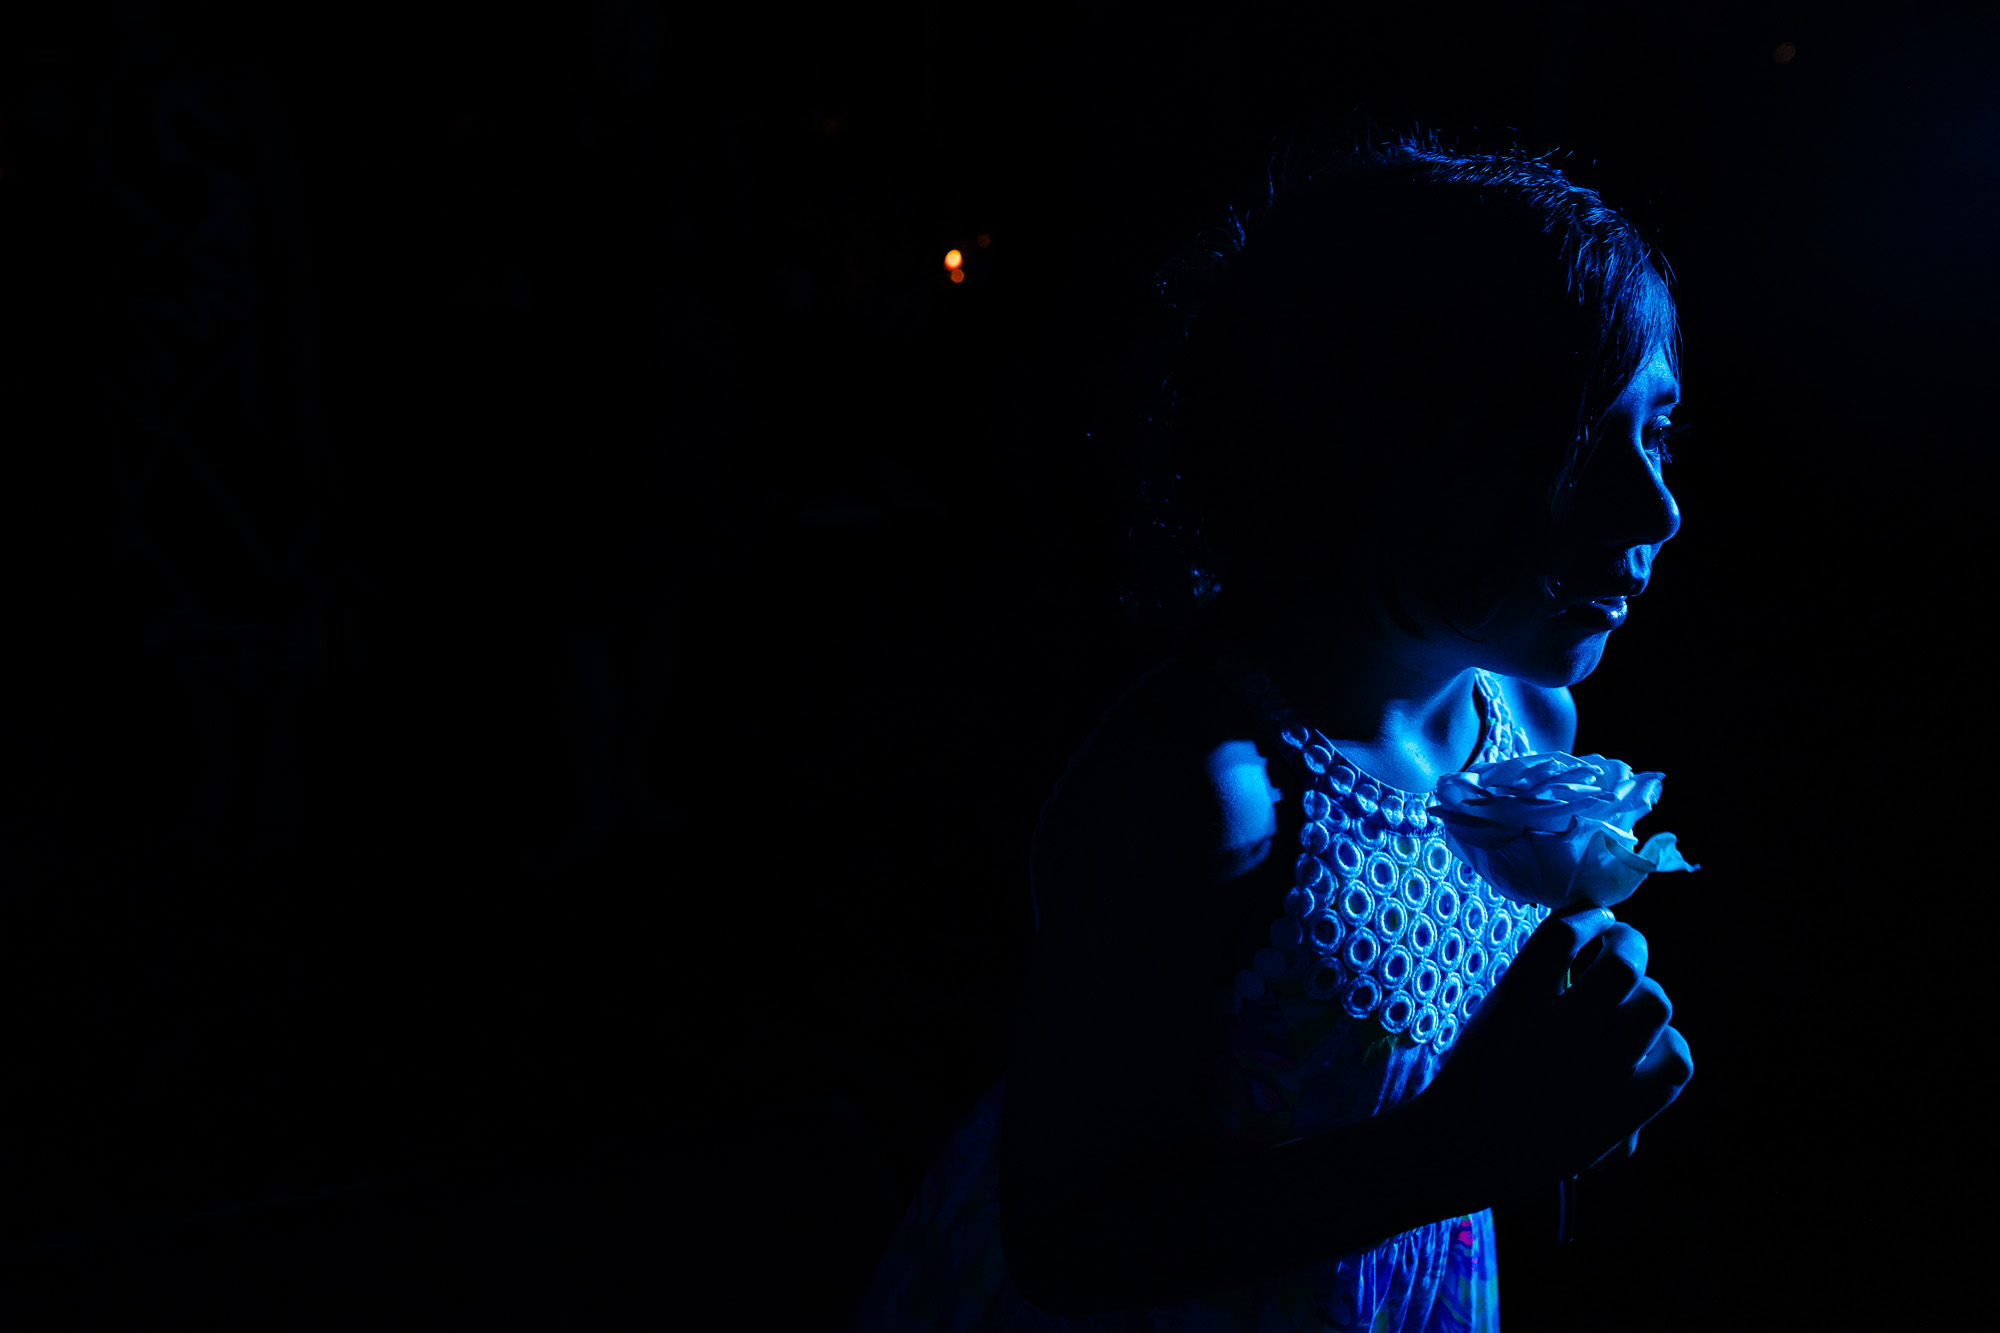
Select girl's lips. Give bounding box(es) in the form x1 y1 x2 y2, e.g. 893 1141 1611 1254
1557 596 1628 630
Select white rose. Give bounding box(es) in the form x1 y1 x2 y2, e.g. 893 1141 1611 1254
1432 752 1699 910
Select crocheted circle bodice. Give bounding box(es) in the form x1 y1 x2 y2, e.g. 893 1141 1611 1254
851 653 1528 1330
1213 653 1550 1058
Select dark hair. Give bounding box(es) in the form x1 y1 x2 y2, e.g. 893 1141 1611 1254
1118 130 1681 641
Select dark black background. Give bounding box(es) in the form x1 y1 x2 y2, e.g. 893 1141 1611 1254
0 1 1988 1328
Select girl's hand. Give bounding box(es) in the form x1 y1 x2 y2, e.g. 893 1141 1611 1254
1413 905 1692 1200
1586 1130 1642 1173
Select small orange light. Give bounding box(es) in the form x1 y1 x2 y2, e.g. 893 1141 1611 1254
950 269 965 283
1773 42 1795 63
944 249 963 270
975 234 991 248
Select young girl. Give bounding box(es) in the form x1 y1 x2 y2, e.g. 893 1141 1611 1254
855 136 1696 1330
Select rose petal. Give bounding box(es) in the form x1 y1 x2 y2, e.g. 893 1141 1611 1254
1605 802 1651 834
1434 752 1691 908
1520 756 1584 788
1573 814 1637 846
1441 825 1583 909
1434 809 1524 851
1637 831 1700 873
1532 782 1613 804
1500 797 1589 834
1566 827 1655 908
1576 754 1626 782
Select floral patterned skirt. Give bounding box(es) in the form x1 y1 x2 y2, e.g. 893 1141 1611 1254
853 1079 1500 1333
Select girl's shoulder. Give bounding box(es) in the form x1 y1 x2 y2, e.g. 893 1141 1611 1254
1034 656 1288 908
1046 655 1272 806
1080 654 1261 750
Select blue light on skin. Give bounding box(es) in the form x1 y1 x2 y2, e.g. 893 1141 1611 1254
1206 739 1285 878
1198 347 1685 1203
1214 345 1683 801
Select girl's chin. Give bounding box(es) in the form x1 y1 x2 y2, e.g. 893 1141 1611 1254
1549 637 1609 688
1496 633 1607 690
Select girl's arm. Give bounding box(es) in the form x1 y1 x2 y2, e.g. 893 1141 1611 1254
997 668 1498 1311
1000 669 1684 1314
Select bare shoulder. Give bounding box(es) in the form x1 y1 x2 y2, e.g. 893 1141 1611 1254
1498 677 1579 754
1034 657 1286 916
1010 658 1291 1216
1006 659 1291 1287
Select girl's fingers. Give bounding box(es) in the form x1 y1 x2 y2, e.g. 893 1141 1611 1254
1564 923 1648 1015
1629 1023 1694 1121
1587 1131 1640 1172
1612 977 1673 1068
1520 907 1617 997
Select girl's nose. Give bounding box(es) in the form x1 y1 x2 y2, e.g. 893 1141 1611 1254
1631 463 1680 551
1585 435 1680 553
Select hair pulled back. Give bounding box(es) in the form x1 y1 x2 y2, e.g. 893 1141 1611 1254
1120 130 1680 642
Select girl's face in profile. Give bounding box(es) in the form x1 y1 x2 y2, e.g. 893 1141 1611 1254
1388 345 1684 690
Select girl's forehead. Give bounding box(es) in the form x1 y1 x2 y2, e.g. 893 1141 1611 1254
1624 346 1680 410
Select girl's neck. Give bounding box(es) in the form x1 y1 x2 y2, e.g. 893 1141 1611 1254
1200 593 1487 794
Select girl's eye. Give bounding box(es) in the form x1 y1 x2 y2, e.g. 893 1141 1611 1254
1643 415 1687 466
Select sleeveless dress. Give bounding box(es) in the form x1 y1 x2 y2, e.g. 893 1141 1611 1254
854 656 1548 1331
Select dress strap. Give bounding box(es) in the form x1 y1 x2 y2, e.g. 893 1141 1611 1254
1468 670 1527 765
